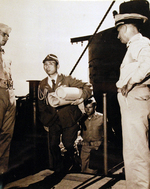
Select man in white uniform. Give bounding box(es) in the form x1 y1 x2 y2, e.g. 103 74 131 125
0 23 16 177
114 9 150 189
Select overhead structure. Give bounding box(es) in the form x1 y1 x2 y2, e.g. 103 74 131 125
70 0 150 147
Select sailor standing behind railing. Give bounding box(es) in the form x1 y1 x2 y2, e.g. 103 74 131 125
38 54 93 174
78 97 104 174
0 23 16 184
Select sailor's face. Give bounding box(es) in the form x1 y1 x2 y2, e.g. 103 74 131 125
43 60 58 76
84 103 95 116
117 25 128 44
0 30 9 46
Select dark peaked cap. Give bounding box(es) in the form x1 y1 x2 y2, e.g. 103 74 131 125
113 0 149 28
43 54 59 65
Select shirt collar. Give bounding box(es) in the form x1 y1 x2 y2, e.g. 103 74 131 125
88 111 97 120
0 47 4 54
127 33 142 48
48 73 58 87
48 73 58 82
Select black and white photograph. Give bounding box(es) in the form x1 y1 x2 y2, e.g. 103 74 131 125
0 0 150 188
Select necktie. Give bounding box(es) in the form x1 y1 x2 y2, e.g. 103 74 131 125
51 79 56 91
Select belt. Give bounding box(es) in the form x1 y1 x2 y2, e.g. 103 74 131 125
0 78 13 89
117 84 149 93
81 140 102 146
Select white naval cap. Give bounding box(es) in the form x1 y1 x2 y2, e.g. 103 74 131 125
0 23 11 35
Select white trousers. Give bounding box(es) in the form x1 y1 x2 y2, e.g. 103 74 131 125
118 85 150 189
0 88 16 174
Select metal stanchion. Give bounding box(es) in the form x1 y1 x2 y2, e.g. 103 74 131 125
103 93 108 175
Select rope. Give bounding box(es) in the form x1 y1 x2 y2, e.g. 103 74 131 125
38 85 48 102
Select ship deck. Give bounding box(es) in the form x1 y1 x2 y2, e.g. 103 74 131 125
3 161 125 189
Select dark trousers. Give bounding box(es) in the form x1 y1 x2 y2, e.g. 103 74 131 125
48 123 79 171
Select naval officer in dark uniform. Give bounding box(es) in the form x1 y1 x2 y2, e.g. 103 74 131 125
38 54 93 173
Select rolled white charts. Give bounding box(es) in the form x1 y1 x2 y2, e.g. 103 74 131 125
48 86 82 107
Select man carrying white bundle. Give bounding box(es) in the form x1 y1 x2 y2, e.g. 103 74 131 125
38 54 93 173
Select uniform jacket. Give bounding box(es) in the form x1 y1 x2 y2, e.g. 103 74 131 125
116 33 150 88
0 50 12 80
38 74 93 129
